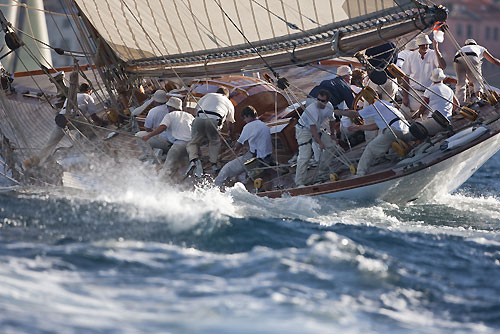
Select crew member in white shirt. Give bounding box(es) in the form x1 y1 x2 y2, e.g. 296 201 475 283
454 39 500 105
295 89 336 187
396 40 418 68
131 89 168 116
415 68 458 136
136 95 179 161
214 106 272 187
186 86 235 177
142 106 194 179
402 34 446 113
335 99 410 176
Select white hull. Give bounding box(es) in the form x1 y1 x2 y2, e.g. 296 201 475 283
315 132 500 203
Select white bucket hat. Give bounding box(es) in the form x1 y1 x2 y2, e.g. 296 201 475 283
405 40 418 50
416 34 432 46
337 65 352 77
430 68 446 82
465 39 477 45
166 96 183 110
152 89 168 103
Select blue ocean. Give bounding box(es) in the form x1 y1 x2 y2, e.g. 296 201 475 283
1 152 499 334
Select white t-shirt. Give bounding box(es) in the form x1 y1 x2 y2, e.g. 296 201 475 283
61 93 97 116
455 45 487 60
145 104 173 142
396 49 412 68
197 93 235 123
160 110 194 143
237 119 272 159
424 83 454 120
402 49 439 91
298 101 334 129
358 100 408 132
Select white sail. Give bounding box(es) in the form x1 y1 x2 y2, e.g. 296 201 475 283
73 0 424 75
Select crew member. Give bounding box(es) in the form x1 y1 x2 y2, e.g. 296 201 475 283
186 87 235 177
24 83 107 168
454 39 500 105
214 106 272 187
142 106 194 180
402 34 446 113
295 89 336 187
335 99 410 176
415 68 458 136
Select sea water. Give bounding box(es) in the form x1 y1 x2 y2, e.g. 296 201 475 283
1 153 499 334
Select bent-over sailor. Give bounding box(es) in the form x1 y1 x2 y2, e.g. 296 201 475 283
454 39 500 105
415 68 458 136
186 86 235 177
142 106 194 179
335 99 410 176
214 106 272 187
136 95 180 161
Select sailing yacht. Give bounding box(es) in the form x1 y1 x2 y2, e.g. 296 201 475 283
0 0 499 203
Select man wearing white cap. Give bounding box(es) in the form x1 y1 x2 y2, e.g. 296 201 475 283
142 99 194 179
415 68 458 136
307 65 354 110
136 95 181 161
131 89 168 116
402 34 446 113
454 39 500 105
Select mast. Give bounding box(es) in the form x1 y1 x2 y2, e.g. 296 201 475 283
0 0 52 72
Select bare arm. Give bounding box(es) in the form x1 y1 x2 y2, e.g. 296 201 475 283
402 75 411 106
484 50 500 66
329 120 337 139
415 96 430 118
233 141 245 154
433 40 446 69
347 123 378 132
309 124 325 150
333 109 359 118
452 95 459 113
142 124 167 141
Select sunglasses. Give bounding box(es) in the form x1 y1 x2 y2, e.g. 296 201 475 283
317 98 327 103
